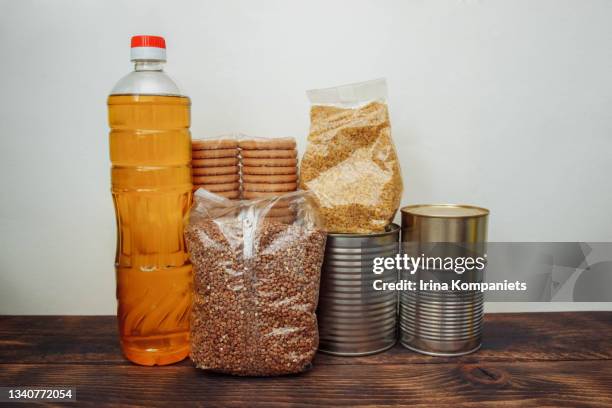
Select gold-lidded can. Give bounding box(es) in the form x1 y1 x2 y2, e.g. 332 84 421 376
400 204 490 357
401 204 489 244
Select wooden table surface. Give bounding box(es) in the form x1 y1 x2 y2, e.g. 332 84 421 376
1 312 611 407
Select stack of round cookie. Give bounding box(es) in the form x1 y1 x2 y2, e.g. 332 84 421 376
239 138 298 222
192 139 240 199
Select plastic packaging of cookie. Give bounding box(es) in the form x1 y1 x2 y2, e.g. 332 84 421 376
238 136 299 199
300 78 403 234
185 189 327 376
191 134 241 198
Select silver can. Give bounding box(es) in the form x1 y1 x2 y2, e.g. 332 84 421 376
400 204 489 356
317 224 400 356
399 289 484 356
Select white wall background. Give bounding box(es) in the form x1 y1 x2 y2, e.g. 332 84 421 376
1 0 611 314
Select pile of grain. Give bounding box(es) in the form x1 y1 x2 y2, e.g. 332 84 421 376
186 205 326 376
300 101 402 233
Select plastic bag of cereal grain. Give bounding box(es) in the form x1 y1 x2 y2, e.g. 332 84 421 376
186 189 326 376
299 78 403 234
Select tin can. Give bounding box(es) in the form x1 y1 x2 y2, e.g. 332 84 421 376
318 224 400 356
400 204 489 356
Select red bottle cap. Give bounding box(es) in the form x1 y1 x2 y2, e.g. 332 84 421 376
131 35 166 49
130 35 167 61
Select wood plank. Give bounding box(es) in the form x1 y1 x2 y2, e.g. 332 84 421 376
1 313 611 366
0 315 123 364
0 360 611 407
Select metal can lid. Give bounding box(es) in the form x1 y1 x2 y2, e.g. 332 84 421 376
326 223 400 238
401 204 489 219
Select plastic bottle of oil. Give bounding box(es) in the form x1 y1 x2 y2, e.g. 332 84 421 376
107 35 192 365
